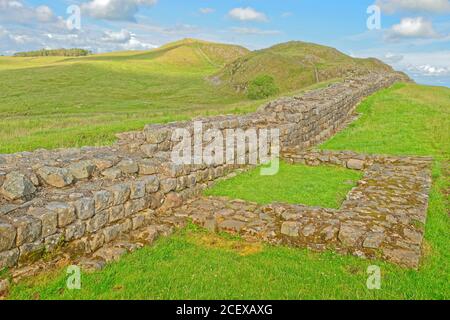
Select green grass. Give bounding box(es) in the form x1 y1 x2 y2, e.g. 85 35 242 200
6 81 450 300
0 42 255 153
205 162 362 209
6 223 448 300
321 83 450 159
4 67 450 299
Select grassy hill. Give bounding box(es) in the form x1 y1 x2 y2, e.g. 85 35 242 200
0 39 253 153
214 41 397 93
0 38 403 153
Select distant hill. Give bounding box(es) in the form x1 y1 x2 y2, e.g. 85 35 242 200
122 38 250 68
212 41 396 93
14 48 91 57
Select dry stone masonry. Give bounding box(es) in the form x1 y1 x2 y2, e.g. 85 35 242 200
172 150 432 269
1 71 431 277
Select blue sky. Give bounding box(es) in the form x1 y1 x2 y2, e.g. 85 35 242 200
1 0 449 86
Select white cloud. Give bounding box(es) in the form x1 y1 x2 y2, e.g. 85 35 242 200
231 27 281 35
121 37 157 50
0 0 59 25
199 8 215 14
100 28 157 50
102 29 132 43
408 64 450 75
387 17 439 39
384 52 405 63
82 0 158 21
376 0 450 14
228 7 268 22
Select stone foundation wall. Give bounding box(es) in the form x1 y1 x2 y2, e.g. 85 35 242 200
0 72 407 270
177 151 432 269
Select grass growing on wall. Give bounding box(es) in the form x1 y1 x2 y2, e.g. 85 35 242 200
6 82 450 300
204 162 362 209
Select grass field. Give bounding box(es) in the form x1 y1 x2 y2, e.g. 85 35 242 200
0 40 254 153
205 162 362 209
6 82 449 300
0 39 377 154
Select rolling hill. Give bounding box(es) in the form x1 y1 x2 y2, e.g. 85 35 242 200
213 41 398 93
0 38 405 153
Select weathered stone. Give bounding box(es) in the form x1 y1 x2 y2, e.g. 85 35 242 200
145 129 168 144
140 144 158 157
73 197 95 220
281 221 300 237
18 241 45 265
9 215 42 246
0 248 19 269
347 159 365 170
44 233 63 252
403 228 423 244
88 233 105 252
363 232 385 249
131 215 145 230
68 160 96 180
124 198 146 216
204 218 217 233
383 248 420 269
28 207 57 238
94 190 113 212
219 220 246 233
119 219 132 233
109 183 131 205
117 159 139 174
92 157 114 171
131 225 158 245
0 221 16 251
0 204 18 216
37 166 74 188
338 223 366 247
320 224 339 241
138 159 159 175
46 202 76 227
65 221 86 241
65 239 87 258
0 172 36 200
103 225 122 243
142 175 160 193
161 192 183 209
101 167 122 180
109 205 125 223
160 178 177 193
301 224 316 237
0 278 10 296
78 258 106 272
130 180 146 199
86 211 108 233
93 246 127 263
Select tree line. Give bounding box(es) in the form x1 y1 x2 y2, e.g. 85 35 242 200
14 48 92 57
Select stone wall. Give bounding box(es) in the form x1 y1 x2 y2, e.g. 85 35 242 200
0 72 408 270
176 150 432 269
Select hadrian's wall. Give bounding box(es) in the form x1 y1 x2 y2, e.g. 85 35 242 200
0 72 407 270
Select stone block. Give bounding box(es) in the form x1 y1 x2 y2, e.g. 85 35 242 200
73 197 95 220
37 166 74 188
47 202 76 227
0 221 16 251
0 172 36 200
28 207 57 238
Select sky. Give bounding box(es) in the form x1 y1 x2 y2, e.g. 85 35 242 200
0 0 449 87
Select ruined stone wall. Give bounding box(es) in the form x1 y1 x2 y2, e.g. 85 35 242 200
0 72 406 270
